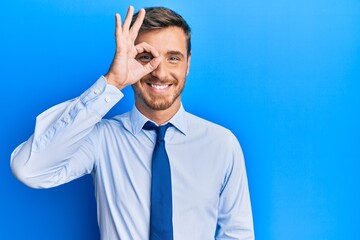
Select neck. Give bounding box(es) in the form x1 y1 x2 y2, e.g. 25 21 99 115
135 100 181 125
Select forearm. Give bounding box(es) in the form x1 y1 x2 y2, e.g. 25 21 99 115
10 76 123 188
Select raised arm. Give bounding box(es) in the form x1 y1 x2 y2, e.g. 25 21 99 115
10 6 158 189
10 77 122 188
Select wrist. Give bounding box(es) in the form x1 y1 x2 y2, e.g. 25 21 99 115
104 73 126 90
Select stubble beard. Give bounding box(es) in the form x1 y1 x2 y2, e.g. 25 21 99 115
133 77 185 111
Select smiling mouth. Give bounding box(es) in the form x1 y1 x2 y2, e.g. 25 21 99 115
147 83 172 90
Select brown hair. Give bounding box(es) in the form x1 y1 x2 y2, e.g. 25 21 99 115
131 7 191 54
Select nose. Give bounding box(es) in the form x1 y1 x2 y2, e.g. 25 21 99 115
151 58 168 80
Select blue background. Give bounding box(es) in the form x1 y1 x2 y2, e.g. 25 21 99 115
1 0 359 239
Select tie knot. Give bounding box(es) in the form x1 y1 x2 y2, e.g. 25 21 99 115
143 121 172 141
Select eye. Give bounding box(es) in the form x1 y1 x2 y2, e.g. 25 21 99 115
168 56 180 63
136 54 153 63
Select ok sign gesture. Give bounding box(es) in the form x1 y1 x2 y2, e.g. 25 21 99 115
105 6 161 90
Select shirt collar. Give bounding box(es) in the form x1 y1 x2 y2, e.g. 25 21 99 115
128 104 188 136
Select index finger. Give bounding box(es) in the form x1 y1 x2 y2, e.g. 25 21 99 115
129 8 145 40
122 6 135 32
135 42 160 58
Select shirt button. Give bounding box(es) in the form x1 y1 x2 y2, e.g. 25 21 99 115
105 97 111 103
63 117 69 123
94 89 101 95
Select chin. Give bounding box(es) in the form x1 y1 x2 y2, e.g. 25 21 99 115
133 82 183 112
144 96 180 111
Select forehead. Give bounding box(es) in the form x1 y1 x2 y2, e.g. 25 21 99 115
135 27 187 55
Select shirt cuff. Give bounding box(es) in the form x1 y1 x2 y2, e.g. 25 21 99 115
80 76 124 116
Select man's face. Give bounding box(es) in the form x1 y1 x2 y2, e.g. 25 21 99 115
133 26 191 111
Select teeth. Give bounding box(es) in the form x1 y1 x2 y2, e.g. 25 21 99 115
151 84 169 90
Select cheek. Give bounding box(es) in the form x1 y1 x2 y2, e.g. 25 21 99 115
132 81 144 92
138 75 151 84
133 81 140 88
173 64 189 78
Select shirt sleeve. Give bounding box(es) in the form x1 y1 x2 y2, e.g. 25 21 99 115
215 132 255 240
10 76 123 189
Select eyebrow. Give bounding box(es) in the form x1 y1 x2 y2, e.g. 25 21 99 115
166 50 185 58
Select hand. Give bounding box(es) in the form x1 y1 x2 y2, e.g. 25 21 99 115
105 6 161 90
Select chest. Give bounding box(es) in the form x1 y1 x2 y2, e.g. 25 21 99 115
96 124 232 208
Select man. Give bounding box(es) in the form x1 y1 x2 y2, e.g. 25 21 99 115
11 6 254 240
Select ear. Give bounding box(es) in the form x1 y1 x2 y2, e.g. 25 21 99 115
186 51 192 76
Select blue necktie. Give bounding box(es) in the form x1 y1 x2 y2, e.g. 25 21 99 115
143 121 174 240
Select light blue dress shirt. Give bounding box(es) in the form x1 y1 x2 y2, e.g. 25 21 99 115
11 76 254 240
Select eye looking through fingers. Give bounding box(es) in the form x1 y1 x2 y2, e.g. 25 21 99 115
136 53 154 64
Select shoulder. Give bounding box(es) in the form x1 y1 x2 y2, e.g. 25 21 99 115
185 112 239 146
94 111 131 132
186 112 231 134
184 112 245 170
